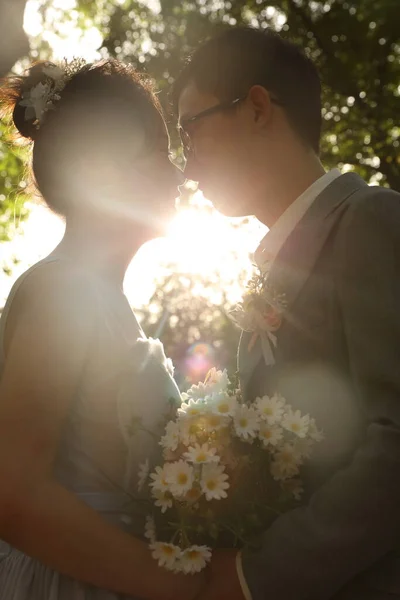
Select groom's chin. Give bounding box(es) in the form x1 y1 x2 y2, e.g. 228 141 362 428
209 194 250 218
199 185 243 217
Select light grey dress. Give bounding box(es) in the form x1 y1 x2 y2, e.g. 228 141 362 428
0 256 180 599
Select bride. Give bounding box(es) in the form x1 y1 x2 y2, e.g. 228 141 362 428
0 59 205 599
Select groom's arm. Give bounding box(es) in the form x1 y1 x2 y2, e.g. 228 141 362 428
206 188 400 600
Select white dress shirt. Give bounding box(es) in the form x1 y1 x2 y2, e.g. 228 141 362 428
236 168 342 600
254 168 342 270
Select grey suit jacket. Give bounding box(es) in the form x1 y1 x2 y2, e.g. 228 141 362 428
238 173 400 600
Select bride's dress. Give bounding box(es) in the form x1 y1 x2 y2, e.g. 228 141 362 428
0 255 180 599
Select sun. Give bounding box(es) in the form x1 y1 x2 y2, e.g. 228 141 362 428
124 198 266 307
1 199 266 309
166 206 239 275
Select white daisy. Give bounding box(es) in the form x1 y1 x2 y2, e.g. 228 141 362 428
152 489 173 513
205 411 228 433
159 420 180 452
209 391 238 417
179 545 212 574
308 418 324 442
184 443 220 464
271 443 301 480
233 405 260 440
183 368 230 400
204 368 230 394
200 464 230 501
181 385 207 402
165 460 194 497
258 424 283 447
282 409 310 438
179 417 205 445
137 459 150 492
178 398 206 419
255 394 285 424
151 541 181 570
149 465 171 493
144 515 156 542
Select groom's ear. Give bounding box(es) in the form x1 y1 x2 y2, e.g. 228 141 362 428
247 85 274 128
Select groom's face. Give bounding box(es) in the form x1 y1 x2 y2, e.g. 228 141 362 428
178 81 258 217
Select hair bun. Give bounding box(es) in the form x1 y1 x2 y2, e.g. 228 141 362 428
12 62 60 141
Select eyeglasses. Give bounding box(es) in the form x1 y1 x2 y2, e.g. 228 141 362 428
178 95 247 159
178 93 283 159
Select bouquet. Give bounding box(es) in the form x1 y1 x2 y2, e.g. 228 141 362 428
137 368 323 574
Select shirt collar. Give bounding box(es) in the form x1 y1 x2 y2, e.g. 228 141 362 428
255 168 342 268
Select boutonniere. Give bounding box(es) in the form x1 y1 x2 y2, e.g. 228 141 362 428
230 258 287 365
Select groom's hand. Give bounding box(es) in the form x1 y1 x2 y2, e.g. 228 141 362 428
197 549 247 600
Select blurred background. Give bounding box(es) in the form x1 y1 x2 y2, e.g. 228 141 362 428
0 0 399 387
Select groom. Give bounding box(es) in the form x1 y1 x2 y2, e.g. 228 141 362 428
173 27 400 600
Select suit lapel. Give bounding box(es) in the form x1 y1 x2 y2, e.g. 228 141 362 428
238 173 367 398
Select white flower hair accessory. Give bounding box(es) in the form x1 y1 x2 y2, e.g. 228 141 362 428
19 58 87 131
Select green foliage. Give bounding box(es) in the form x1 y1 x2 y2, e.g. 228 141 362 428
0 123 29 243
135 267 243 387
97 0 400 188
1 0 399 235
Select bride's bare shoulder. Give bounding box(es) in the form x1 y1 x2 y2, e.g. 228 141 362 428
4 259 98 354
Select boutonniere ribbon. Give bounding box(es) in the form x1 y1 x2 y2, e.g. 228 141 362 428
230 261 287 366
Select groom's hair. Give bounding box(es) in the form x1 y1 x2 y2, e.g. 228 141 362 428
173 27 322 154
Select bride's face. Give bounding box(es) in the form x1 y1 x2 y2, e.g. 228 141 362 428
65 108 182 235
122 121 183 234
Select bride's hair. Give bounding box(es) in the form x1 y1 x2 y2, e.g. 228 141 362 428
0 59 163 216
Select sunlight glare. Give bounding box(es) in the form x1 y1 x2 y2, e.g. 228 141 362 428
1 203 266 311
24 0 103 62
166 208 238 275
23 0 42 37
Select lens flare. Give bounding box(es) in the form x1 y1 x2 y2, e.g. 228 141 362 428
184 342 215 383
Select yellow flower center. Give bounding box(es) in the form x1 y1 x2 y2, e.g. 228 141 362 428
187 550 200 560
162 545 175 556
291 423 300 432
206 480 216 491
218 403 229 413
178 473 188 485
239 418 248 428
196 452 207 462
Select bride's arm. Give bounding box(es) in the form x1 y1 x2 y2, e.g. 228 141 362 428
0 266 204 600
